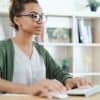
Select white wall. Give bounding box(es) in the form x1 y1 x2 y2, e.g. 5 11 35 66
39 0 75 12
0 0 9 11
39 0 91 12
2 0 100 12
74 0 88 11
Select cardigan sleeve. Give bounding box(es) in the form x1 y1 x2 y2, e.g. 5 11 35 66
44 48 72 85
0 42 4 78
0 40 8 80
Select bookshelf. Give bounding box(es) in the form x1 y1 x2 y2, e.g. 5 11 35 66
0 10 100 84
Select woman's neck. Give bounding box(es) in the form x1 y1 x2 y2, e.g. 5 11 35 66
12 31 33 59
13 31 33 47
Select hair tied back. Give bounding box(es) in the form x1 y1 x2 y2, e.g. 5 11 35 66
10 0 20 6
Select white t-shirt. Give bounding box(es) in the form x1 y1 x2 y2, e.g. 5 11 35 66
12 43 46 85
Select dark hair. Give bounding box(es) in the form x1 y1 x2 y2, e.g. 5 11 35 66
9 0 39 30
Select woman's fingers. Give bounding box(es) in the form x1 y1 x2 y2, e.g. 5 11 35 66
52 79 66 91
38 79 66 92
65 77 92 89
39 88 48 97
75 77 92 88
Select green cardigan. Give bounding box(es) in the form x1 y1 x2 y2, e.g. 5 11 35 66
0 39 72 85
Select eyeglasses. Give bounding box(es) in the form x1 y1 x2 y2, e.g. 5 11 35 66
16 12 47 22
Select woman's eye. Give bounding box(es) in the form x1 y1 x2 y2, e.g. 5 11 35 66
33 15 38 19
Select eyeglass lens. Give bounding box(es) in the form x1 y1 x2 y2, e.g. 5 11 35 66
32 13 46 22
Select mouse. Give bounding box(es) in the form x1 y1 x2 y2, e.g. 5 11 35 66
48 91 68 99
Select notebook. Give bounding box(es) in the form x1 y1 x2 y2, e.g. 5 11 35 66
67 85 100 97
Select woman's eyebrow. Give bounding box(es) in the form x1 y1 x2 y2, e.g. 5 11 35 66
29 11 43 14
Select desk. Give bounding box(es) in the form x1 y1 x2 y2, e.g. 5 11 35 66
0 94 100 100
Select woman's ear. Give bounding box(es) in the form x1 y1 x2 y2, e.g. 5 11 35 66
13 16 21 27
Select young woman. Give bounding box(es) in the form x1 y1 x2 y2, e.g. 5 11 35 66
0 0 91 97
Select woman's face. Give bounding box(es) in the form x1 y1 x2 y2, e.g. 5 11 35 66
16 3 44 36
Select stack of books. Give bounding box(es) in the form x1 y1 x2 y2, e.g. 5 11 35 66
77 18 93 43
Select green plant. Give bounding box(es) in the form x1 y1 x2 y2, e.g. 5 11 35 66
61 58 70 72
87 0 100 11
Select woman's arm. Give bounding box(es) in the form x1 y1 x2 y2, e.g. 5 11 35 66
0 78 67 97
0 78 38 95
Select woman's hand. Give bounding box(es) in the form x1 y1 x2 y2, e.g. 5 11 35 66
29 79 66 97
38 79 66 92
28 83 48 96
65 77 92 90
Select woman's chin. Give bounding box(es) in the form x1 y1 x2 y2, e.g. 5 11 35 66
32 32 41 36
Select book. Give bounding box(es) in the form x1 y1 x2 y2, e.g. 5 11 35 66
47 27 72 43
77 18 93 43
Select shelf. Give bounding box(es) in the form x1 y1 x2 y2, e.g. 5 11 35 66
71 73 100 76
45 11 100 18
45 11 75 17
73 43 100 47
75 11 100 18
0 8 100 80
39 42 73 46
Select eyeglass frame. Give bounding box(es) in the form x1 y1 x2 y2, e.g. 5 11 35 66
16 12 47 22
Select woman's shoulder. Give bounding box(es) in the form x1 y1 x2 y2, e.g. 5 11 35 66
33 41 43 49
0 38 14 57
0 40 6 47
0 38 13 48
33 41 46 55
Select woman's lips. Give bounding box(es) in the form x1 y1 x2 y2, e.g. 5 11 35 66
35 27 43 31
